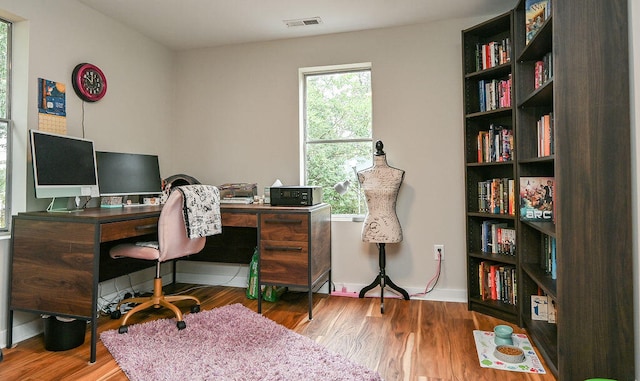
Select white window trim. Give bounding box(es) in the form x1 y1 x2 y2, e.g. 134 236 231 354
298 62 372 185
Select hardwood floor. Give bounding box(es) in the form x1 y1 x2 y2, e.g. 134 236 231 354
0 285 557 381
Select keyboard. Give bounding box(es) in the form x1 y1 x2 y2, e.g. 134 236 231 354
220 197 253 204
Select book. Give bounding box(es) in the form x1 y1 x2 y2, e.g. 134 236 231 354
547 297 557 323
525 0 550 45
531 295 548 320
520 177 554 221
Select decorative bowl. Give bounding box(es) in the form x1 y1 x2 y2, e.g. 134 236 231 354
494 345 525 363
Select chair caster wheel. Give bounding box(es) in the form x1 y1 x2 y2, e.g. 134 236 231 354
191 304 200 313
118 325 128 334
177 321 186 330
111 310 122 319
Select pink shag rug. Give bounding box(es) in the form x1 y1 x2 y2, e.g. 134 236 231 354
100 303 382 381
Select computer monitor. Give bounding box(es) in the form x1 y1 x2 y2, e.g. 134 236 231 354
95 151 162 197
30 129 100 200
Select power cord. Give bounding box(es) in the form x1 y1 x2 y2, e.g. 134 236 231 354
411 247 442 297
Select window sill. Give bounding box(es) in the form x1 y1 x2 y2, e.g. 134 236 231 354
332 215 365 222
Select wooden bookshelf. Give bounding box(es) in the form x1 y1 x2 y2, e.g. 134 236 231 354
462 11 518 325
464 1 634 379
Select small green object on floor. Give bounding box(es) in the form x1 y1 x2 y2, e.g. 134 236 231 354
246 247 259 299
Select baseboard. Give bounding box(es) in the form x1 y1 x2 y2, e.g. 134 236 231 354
330 282 467 303
1 315 43 350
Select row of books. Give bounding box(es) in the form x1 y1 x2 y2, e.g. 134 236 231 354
541 235 557 279
476 124 512 163
534 52 553 89
481 220 516 255
520 176 554 221
525 0 552 45
479 262 517 305
478 178 515 215
536 112 554 157
475 38 511 71
478 75 512 112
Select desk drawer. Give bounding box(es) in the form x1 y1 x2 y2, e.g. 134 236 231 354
260 214 308 241
101 217 159 242
260 240 309 285
222 212 257 228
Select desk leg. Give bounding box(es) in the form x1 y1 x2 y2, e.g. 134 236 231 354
89 315 97 363
6 309 12 348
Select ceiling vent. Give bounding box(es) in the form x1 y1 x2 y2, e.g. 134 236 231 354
284 17 322 28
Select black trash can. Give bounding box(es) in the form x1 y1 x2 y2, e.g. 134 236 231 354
42 316 86 351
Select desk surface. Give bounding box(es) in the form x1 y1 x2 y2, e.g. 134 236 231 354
18 202 327 219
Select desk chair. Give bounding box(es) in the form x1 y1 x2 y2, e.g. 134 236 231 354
109 184 221 334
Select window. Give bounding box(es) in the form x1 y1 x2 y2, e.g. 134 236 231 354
300 63 373 216
0 18 11 230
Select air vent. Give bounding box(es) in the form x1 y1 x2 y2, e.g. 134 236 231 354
284 17 322 28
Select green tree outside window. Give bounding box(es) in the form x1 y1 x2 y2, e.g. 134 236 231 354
302 68 372 215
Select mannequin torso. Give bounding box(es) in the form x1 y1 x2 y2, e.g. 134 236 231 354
358 154 405 243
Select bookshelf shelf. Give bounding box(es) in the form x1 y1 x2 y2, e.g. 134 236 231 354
521 263 556 298
464 63 512 80
464 1 633 379
518 80 553 108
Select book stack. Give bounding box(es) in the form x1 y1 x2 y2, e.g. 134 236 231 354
479 262 517 305
478 74 512 112
536 113 554 157
541 235 557 279
476 124 513 163
475 38 511 71
525 0 552 45
534 52 553 88
478 178 515 215
481 220 516 255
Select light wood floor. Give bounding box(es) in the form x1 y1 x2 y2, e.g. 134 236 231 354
0 285 557 381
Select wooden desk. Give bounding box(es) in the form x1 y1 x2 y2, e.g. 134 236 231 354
219 203 332 320
6 203 331 363
7 205 162 363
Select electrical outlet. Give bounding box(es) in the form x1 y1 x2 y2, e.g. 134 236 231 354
433 244 444 261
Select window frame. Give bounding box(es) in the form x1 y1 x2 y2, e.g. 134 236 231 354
299 63 373 219
0 18 12 232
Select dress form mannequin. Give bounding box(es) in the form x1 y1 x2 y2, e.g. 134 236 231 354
357 140 409 312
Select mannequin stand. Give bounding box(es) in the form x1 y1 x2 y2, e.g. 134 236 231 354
359 243 409 313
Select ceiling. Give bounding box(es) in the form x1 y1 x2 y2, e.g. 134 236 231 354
78 0 517 51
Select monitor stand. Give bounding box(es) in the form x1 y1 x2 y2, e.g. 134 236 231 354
46 197 84 213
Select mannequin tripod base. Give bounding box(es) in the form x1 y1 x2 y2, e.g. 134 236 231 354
358 243 410 313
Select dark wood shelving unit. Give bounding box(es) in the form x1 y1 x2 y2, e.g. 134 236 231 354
464 1 633 379
462 11 519 325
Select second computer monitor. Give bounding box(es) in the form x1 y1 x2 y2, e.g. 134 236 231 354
95 151 162 196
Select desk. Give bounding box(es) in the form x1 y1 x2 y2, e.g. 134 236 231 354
219 203 331 320
6 203 331 363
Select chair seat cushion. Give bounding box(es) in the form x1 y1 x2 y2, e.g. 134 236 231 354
110 243 160 261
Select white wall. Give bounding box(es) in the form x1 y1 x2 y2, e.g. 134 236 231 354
0 0 175 345
171 19 492 301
